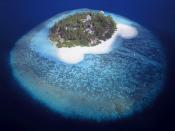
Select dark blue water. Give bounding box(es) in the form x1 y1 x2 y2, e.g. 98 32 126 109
0 0 175 130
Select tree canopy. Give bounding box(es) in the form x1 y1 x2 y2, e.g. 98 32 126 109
49 11 117 48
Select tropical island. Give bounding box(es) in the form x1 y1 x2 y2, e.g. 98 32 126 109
49 11 117 48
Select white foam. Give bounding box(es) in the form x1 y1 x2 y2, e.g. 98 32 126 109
56 23 138 64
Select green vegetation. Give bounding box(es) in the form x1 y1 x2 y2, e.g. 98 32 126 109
49 11 117 48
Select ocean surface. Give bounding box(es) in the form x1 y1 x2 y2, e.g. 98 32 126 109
0 0 175 130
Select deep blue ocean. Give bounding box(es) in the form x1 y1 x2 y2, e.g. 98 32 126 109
0 0 175 130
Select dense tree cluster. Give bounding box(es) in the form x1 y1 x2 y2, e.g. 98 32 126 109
49 12 117 48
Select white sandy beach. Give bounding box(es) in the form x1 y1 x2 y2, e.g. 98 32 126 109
56 23 138 64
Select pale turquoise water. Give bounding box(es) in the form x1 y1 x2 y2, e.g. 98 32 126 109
10 9 165 121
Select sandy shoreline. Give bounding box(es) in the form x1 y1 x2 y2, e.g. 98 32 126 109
56 23 138 64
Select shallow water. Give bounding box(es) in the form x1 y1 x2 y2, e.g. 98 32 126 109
10 9 166 121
